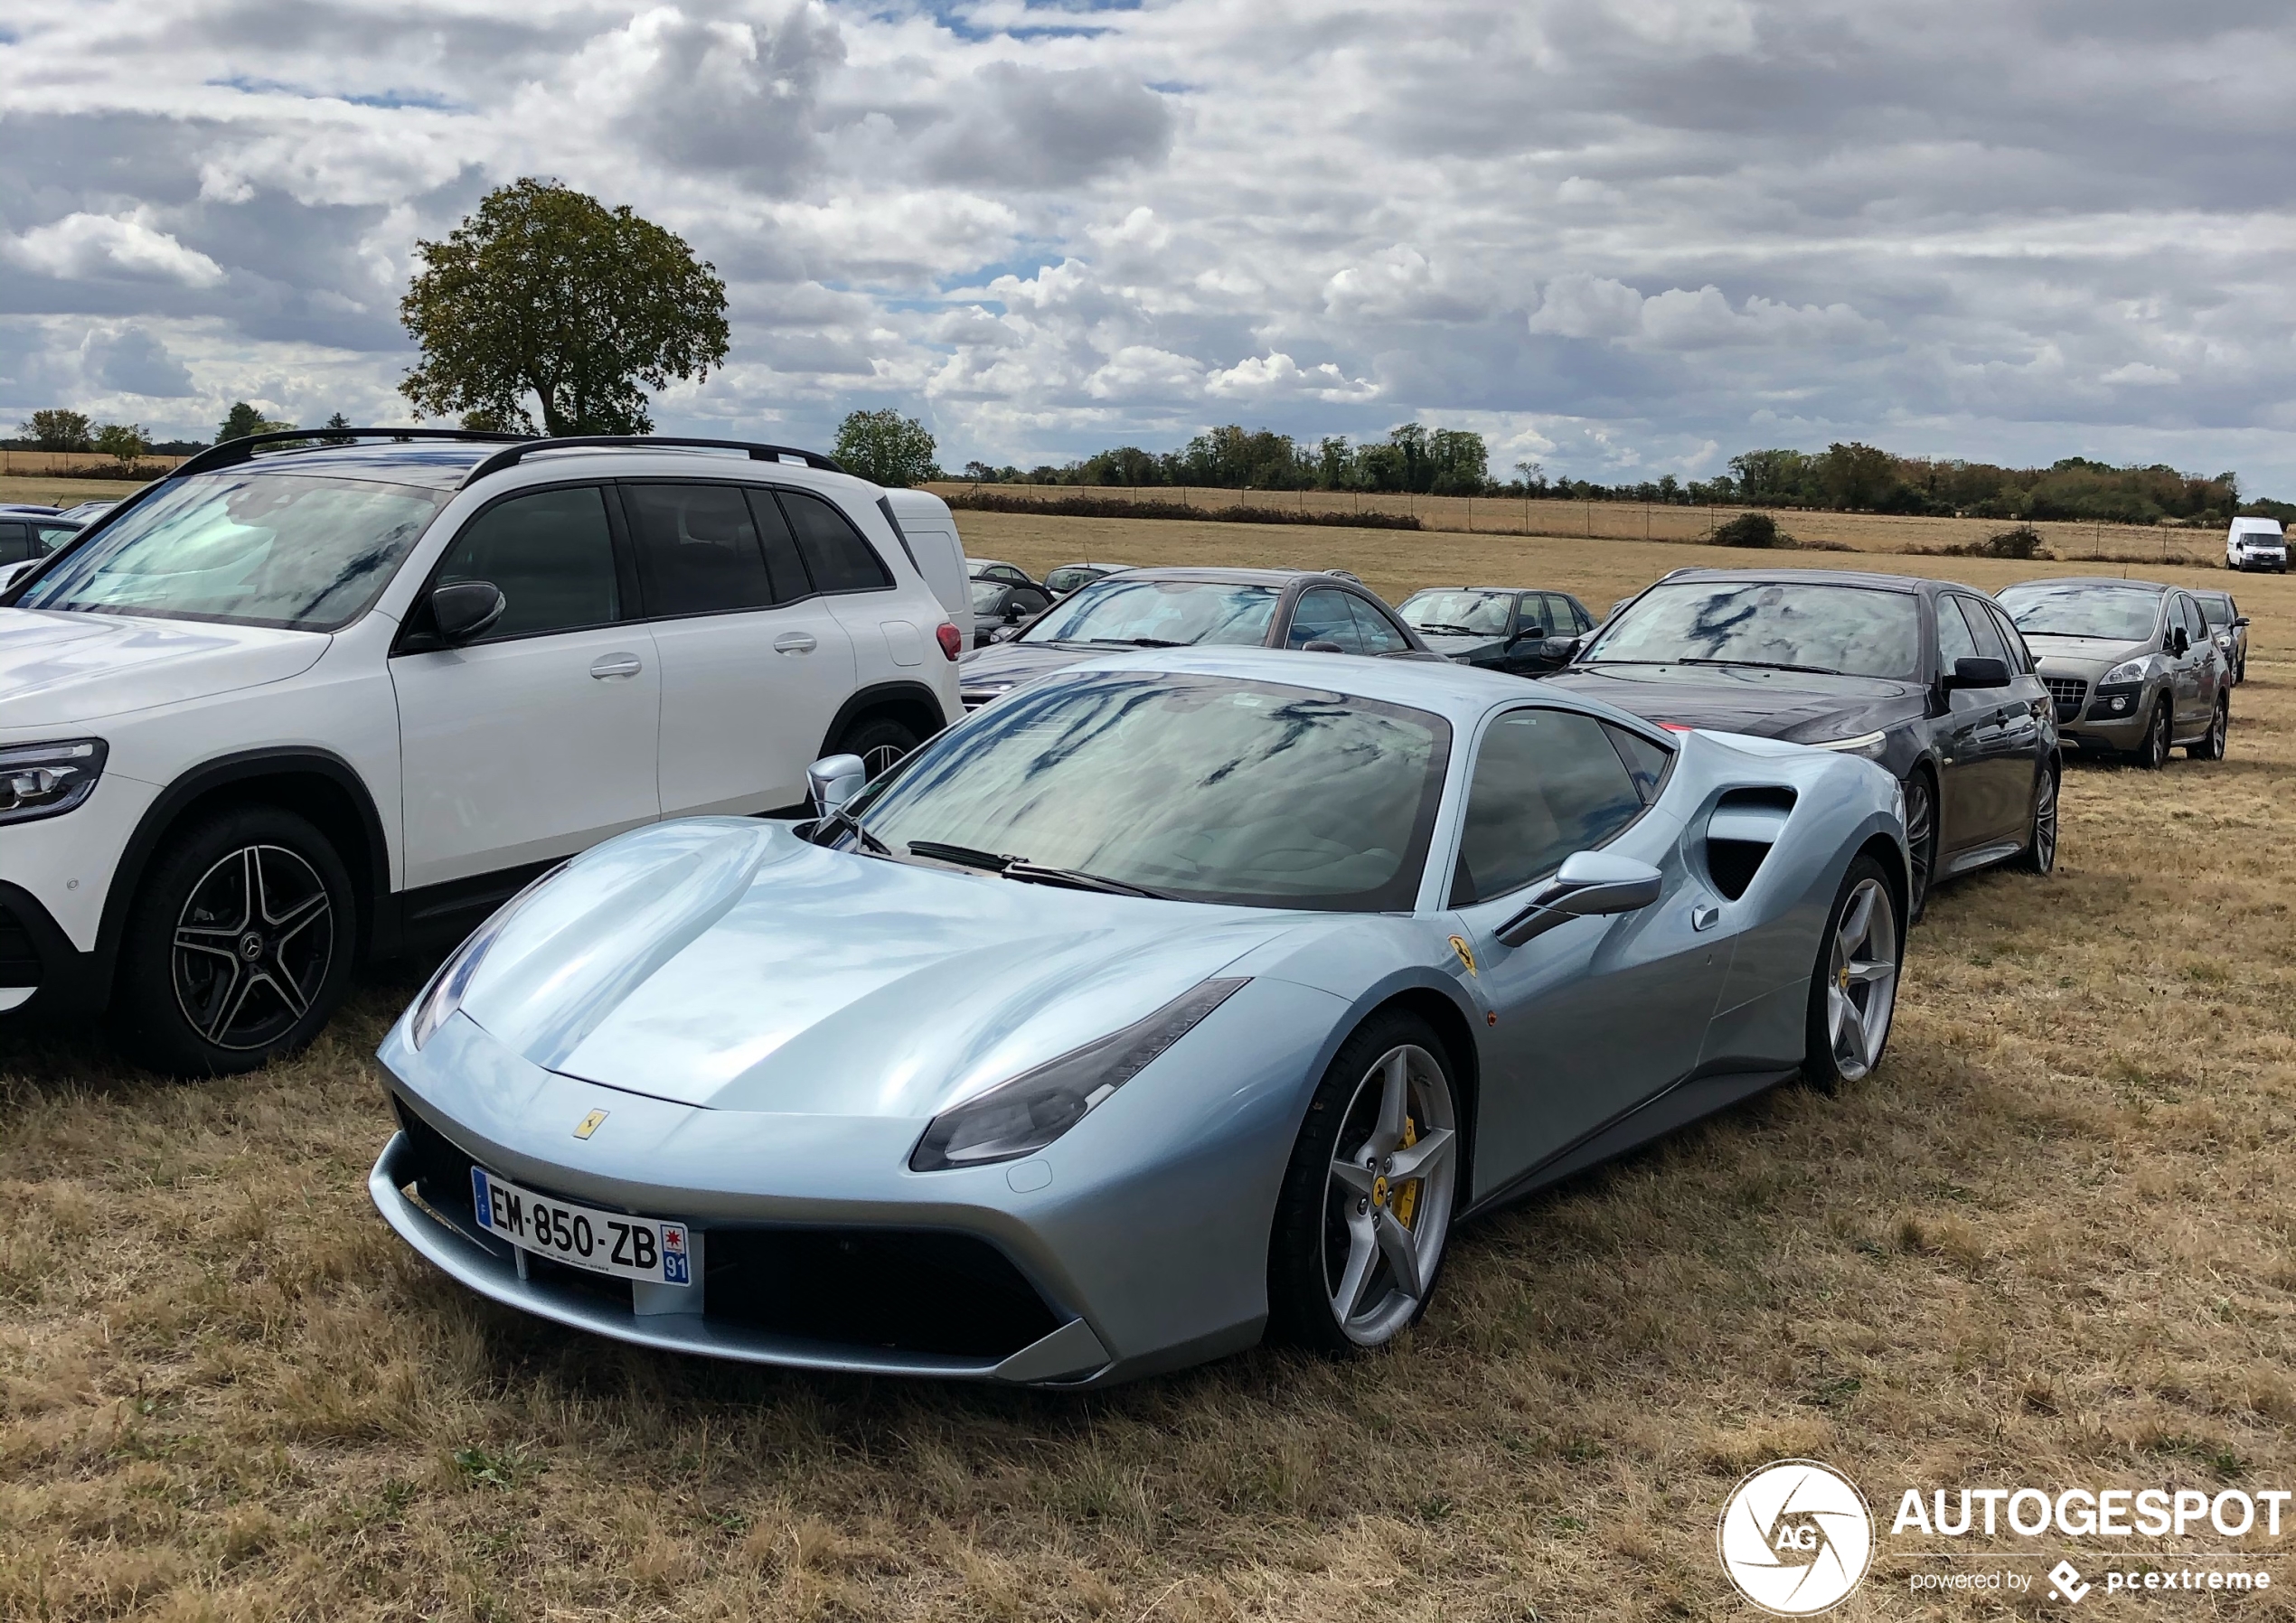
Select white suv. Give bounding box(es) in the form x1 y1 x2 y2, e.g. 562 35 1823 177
0 431 963 1074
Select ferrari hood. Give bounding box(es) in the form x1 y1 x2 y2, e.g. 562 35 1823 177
453 818 1313 1117
1540 662 1924 744
0 609 329 730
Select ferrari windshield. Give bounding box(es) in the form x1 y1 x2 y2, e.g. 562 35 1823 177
849 671 1450 911
1584 580 1921 680
1399 589 1512 636
17 471 448 632
1997 583 2162 642
1018 577 1279 647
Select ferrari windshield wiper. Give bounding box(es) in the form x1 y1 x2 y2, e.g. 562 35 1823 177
1676 657 1843 676
907 839 1012 870
1002 861 1170 899
814 806 891 856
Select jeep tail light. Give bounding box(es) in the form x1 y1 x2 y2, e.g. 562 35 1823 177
936 623 964 661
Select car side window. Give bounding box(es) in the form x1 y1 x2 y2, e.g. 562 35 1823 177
740 490 813 604
2181 596 2207 646
1953 597 2007 662
1288 586 1365 652
432 485 620 640
1345 594 1411 655
1541 594 1576 635
627 482 775 616
1571 598 1595 633
1452 708 1647 905
1936 595 1980 670
777 490 893 593
0 523 26 565
1604 723 1673 802
1983 603 2032 672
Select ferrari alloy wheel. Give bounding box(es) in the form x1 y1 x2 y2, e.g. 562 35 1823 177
1803 856 1901 1092
2189 694 2229 761
2015 763 2058 874
1901 771 1935 923
1269 1012 1460 1353
2133 699 2170 770
117 805 356 1076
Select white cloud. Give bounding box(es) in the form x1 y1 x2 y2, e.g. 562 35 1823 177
2103 361 2180 386
1530 277 1880 350
8 211 226 287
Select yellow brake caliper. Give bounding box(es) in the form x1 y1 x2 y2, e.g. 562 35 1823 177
1391 1116 1420 1228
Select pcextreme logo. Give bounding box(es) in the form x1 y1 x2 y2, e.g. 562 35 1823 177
1718 1459 1875 1615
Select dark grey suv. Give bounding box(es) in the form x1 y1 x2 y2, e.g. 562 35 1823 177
1540 568 2059 918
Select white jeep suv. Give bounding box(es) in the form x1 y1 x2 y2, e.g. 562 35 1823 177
0 431 963 1074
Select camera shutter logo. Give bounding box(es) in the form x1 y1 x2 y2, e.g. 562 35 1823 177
1717 1459 1874 1615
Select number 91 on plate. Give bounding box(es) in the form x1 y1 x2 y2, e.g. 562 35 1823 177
471 1166 691 1286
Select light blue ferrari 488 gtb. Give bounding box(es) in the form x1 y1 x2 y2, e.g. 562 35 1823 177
372 647 1908 1385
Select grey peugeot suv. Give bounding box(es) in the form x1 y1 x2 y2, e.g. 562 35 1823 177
1995 577 2230 768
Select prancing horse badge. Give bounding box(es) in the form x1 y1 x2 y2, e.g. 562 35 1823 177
573 1109 608 1140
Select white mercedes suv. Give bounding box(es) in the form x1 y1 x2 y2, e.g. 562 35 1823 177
0 431 963 1074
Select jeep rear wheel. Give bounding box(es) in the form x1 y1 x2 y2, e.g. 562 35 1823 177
115 805 356 1075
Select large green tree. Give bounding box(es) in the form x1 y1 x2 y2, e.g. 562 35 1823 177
20 409 92 451
833 409 941 486
218 401 293 443
399 179 729 437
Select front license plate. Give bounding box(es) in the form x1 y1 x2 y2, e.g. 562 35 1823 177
471 1166 690 1286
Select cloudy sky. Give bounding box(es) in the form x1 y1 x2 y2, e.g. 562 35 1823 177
5 0 2296 488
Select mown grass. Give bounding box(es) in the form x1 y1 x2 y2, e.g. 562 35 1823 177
1 519 2291 1619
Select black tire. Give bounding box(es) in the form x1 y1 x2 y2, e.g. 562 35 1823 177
1267 1009 1461 1356
114 804 357 1076
2188 693 2229 761
1802 854 1903 1093
1900 769 1936 924
2015 760 2058 874
2131 699 2171 770
833 715 921 781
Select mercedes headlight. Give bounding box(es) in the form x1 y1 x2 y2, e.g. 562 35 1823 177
408 864 565 1048
909 978 1249 1170
0 738 107 825
2099 657 2150 687
1810 729 1888 759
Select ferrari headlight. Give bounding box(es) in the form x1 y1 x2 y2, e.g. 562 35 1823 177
408 864 565 1049
909 978 1249 1171
0 737 107 824
2099 658 2150 687
1810 729 1888 759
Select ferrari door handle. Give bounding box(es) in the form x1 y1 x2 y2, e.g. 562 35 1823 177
1692 904 1721 932
774 632 817 654
589 653 643 680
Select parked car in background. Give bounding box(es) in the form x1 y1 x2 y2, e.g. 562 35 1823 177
956 568 1435 710
1043 560 1134 597
1397 586 1595 674
2192 589 2249 683
1997 577 2229 768
369 646 1906 1384
969 576 1054 645
2225 518 2287 573
55 501 117 522
0 429 962 1074
968 558 1039 590
1541 568 2057 918
0 510 81 567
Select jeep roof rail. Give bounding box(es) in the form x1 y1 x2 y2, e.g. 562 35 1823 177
459 435 847 488
169 427 532 482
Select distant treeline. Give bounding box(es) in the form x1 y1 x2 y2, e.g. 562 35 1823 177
958 424 2290 527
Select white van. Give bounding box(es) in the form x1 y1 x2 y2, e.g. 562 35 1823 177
882 489 972 628
2226 517 2287 573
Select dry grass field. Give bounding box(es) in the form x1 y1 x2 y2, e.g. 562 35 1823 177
928 483 2226 569
2 511 2292 1620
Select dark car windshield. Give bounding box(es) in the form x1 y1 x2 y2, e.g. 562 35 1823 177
849 671 1450 911
1584 580 1922 680
1400 588 1512 636
1045 565 1111 594
1019 577 1280 647
17 471 448 632
1998 583 2161 642
2196 596 2232 629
